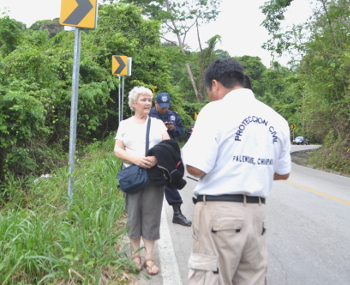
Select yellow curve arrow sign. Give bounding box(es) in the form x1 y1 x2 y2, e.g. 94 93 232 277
60 0 98 29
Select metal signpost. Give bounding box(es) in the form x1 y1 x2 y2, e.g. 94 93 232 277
60 0 98 198
112 56 132 123
291 124 297 141
67 28 81 198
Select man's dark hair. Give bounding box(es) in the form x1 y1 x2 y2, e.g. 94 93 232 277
204 58 245 90
244 74 252 90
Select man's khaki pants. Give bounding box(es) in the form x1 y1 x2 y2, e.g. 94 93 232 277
188 200 267 285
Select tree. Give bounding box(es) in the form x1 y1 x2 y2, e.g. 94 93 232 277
121 0 221 102
261 63 300 125
261 0 350 172
0 16 25 55
236 55 266 99
196 35 222 102
0 2 178 181
260 0 295 57
298 0 350 143
29 19 63 38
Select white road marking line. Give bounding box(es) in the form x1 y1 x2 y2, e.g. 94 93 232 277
159 201 183 285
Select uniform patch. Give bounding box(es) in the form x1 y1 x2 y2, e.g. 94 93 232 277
161 95 169 103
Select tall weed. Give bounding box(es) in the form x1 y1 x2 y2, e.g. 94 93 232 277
0 135 138 284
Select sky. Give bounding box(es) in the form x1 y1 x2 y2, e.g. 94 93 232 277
0 0 312 67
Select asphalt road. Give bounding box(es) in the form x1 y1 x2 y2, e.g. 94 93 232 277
135 145 350 285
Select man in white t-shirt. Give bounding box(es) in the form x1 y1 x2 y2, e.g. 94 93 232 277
183 58 291 285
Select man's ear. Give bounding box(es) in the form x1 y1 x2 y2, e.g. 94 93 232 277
212 79 221 94
212 79 218 89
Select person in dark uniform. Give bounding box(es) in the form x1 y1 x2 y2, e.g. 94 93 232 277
149 92 192 227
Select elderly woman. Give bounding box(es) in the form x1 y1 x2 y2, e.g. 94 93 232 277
114 86 170 275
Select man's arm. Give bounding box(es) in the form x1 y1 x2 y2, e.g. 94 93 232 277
274 173 290 180
186 165 206 179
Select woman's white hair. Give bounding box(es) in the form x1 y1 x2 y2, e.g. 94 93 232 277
128 86 153 112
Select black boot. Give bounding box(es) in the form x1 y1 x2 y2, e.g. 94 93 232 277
172 203 192 227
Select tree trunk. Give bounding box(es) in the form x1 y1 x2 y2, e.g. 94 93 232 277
165 0 200 102
181 50 200 102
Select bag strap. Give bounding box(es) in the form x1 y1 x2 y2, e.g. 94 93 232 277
145 116 151 156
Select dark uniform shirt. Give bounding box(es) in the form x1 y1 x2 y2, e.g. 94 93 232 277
149 108 184 140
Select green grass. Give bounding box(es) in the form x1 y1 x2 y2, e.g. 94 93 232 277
0 135 140 284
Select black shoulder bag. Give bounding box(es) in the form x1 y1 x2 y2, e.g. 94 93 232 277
117 117 151 194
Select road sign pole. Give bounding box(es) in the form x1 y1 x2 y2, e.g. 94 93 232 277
121 76 125 121
68 27 82 198
112 56 131 123
118 75 121 123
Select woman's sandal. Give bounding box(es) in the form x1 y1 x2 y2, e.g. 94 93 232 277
143 258 159 275
131 255 142 271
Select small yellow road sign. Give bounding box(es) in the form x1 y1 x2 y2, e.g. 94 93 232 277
60 0 98 29
291 124 297 129
112 55 128 75
194 112 199 120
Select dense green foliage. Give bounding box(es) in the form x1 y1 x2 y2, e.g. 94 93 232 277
121 0 222 101
261 0 350 173
0 0 349 191
0 3 182 182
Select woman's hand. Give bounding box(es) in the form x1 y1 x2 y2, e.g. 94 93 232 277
135 156 157 169
146 156 157 168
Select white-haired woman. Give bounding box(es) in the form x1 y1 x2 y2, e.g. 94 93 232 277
114 86 170 275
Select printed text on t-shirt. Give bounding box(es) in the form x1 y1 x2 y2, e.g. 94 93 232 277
234 116 278 143
232 155 274 165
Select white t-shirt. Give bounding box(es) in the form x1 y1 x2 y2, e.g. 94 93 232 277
183 88 291 198
115 116 166 167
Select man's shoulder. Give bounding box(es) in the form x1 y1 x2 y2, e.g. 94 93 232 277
167 110 179 116
197 101 215 115
149 108 158 116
